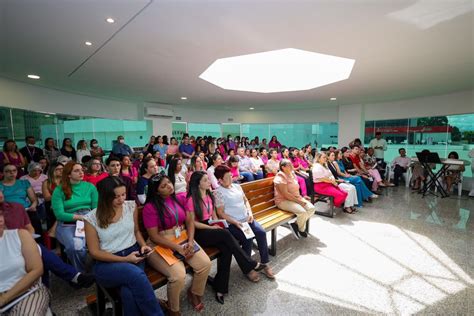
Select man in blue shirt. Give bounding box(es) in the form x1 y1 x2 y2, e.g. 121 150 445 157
111 135 133 158
179 135 195 164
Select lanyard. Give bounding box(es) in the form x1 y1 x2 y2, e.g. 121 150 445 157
203 196 212 217
26 146 36 159
164 200 180 227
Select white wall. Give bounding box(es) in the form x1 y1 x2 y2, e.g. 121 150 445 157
338 104 364 148
0 77 141 120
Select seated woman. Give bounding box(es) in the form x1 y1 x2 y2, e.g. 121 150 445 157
341 147 374 193
167 157 187 204
249 149 265 177
120 155 139 185
42 162 64 241
227 156 242 183
312 153 356 214
444 151 465 193
265 149 280 177
187 171 261 304
214 165 275 279
144 174 211 315
207 153 223 190
52 161 98 272
0 164 41 240
0 211 51 316
21 162 48 221
274 160 316 238
259 148 269 165
136 157 159 205
84 177 163 316
83 158 109 186
185 156 204 184
330 151 377 206
198 152 208 171
361 148 393 188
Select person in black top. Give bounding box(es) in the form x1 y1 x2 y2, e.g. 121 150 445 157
100 156 137 201
19 136 43 163
60 138 77 161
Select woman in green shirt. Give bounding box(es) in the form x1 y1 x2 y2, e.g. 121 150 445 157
52 161 98 272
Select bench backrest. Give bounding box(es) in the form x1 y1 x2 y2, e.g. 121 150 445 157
240 177 276 215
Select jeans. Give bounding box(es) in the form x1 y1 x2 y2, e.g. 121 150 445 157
94 243 163 316
393 165 407 186
55 222 87 272
39 244 77 287
228 220 269 264
239 171 255 182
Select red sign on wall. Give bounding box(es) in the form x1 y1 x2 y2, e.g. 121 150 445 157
365 126 452 134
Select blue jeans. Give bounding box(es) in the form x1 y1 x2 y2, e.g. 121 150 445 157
253 171 264 180
240 171 254 182
94 243 163 316
55 222 87 272
39 244 77 287
228 221 269 264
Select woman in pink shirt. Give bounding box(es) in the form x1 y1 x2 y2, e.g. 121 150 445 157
120 155 138 184
166 137 179 156
268 136 282 150
227 156 242 183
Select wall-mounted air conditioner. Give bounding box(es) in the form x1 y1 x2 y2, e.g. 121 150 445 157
145 107 174 118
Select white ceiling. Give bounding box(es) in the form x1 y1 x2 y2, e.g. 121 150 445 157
0 0 473 110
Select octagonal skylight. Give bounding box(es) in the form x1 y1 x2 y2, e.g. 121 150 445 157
199 48 355 93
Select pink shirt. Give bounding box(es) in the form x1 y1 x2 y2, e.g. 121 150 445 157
143 196 187 231
20 174 47 194
298 157 309 169
273 171 301 205
167 145 179 155
230 166 239 178
261 155 268 164
186 195 214 222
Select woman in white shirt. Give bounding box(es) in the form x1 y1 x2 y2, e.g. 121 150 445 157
84 177 163 316
249 149 264 176
0 211 50 315
76 140 91 163
207 153 223 190
167 157 187 204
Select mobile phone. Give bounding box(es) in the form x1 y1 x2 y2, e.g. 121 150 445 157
137 249 152 257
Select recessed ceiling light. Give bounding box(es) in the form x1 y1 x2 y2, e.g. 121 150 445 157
180 97 188 100
330 97 337 101
106 17 115 23
27 74 40 79
85 41 92 46
199 48 355 93
249 107 255 110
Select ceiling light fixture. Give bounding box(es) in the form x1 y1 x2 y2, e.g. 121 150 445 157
85 41 92 46
27 74 40 79
249 107 255 110
330 97 337 101
180 97 188 100
199 48 355 93
106 17 115 23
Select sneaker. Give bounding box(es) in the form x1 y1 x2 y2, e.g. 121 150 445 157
289 223 300 239
77 273 95 288
371 194 379 199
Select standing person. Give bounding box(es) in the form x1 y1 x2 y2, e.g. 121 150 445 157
136 157 159 205
0 164 41 239
274 160 316 238
90 139 105 161
20 136 43 163
84 177 164 316
369 132 387 166
153 136 168 163
144 174 211 315
0 211 51 316
112 136 133 158
103 156 137 202
391 148 411 186
187 171 261 304
76 140 91 163
178 136 195 165
83 158 109 186
268 136 282 150
43 138 61 163
52 161 98 271
61 138 77 161
3 140 27 178
214 165 275 279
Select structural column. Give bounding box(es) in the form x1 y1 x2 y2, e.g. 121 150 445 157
338 104 364 148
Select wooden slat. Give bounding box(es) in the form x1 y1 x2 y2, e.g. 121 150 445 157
249 192 274 207
241 177 275 192
252 201 276 213
245 186 274 200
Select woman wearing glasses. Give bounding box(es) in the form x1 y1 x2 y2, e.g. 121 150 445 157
143 174 211 315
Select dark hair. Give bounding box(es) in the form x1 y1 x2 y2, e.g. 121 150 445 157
448 151 459 159
3 139 17 152
288 147 298 162
62 138 72 148
96 177 126 229
162 135 169 145
44 138 57 150
269 148 277 156
167 157 181 186
227 155 239 166
140 157 155 176
76 140 86 150
209 152 222 166
398 148 406 153
105 155 121 166
341 146 349 154
227 148 235 155
375 132 382 136
186 171 215 221
214 165 231 180
145 174 184 230
90 139 98 148
259 147 267 154
25 136 34 142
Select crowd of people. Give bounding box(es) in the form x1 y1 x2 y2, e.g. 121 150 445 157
0 132 466 315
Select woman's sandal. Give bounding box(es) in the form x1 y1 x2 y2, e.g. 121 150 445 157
343 208 354 214
187 289 204 312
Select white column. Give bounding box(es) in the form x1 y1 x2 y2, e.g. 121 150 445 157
338 104 364 148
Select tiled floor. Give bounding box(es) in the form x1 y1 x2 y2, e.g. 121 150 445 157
50 187 474 315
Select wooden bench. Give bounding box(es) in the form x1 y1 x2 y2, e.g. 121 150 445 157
241 177 307 256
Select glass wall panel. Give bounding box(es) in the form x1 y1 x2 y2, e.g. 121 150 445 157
171 122 187 143
241 124 269 142
188 123 221 138
0 108 13 148
221 123 241 139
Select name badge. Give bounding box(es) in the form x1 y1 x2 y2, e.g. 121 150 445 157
175 226 181 239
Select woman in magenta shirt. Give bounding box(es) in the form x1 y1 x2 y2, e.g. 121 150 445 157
186 171 260 304
268 136 282 150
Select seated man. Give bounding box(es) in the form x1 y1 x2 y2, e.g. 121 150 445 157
0 190 94 288
391 148 411 186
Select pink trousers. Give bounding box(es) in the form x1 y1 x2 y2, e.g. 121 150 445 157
313 182 348 207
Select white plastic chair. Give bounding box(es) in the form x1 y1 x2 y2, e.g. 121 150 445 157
387 163 411 187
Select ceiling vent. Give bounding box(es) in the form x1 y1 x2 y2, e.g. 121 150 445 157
145 107 174 118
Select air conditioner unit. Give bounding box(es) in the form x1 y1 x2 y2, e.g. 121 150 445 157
145 107 174 118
